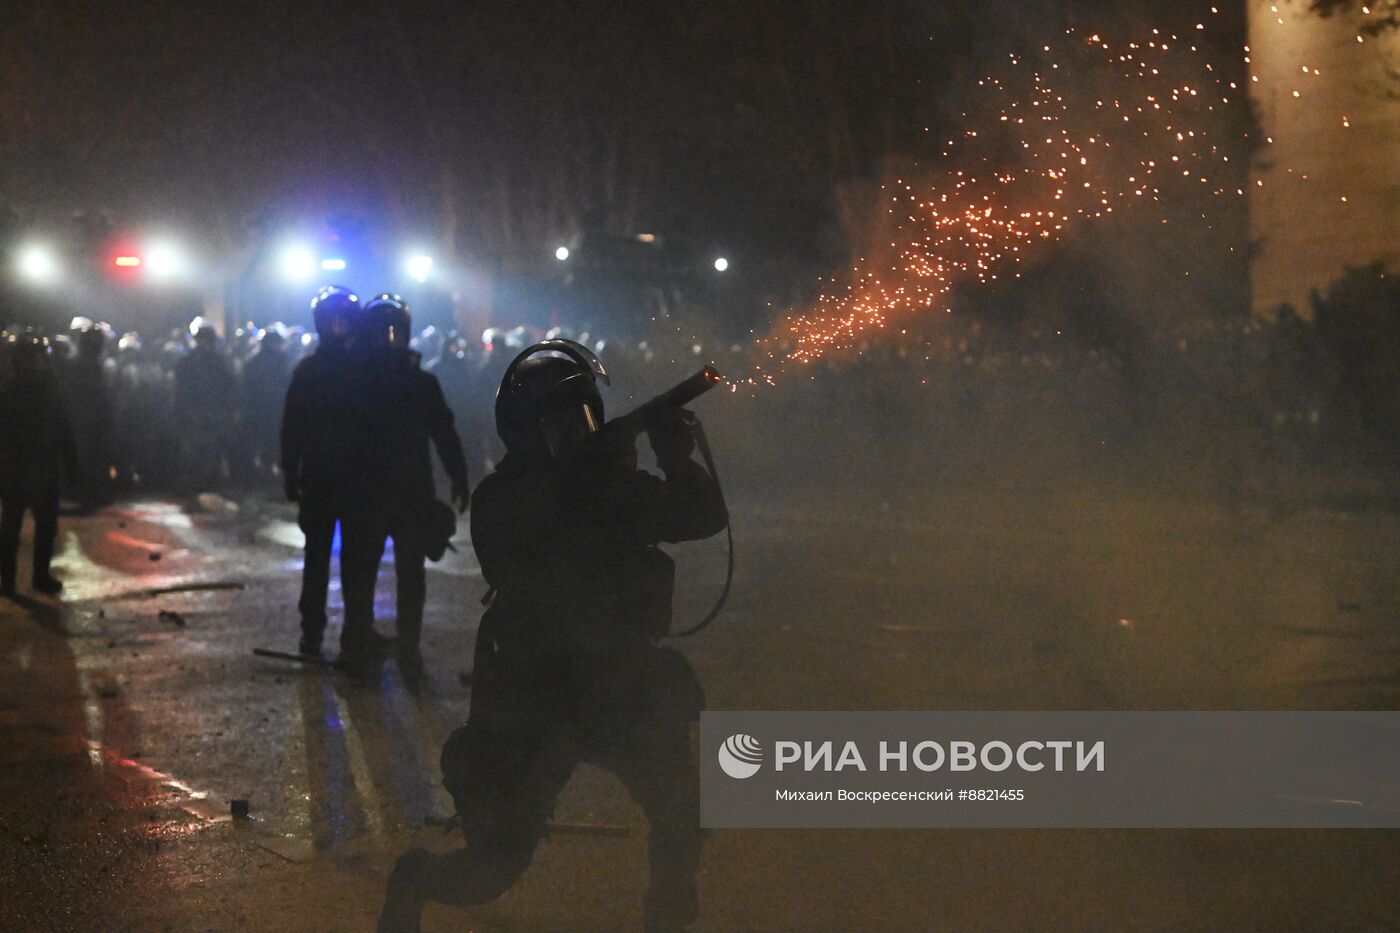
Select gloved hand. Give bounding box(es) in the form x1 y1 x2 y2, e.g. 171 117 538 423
284 475 300 503
647 407 697 465
451 481 470 514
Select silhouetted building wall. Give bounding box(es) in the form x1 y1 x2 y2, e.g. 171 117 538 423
1248 0 1400 317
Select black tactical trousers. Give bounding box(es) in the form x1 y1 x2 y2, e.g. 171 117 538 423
430 643 705 921
297 503 339 644
340 515 427 649
1 490 59 590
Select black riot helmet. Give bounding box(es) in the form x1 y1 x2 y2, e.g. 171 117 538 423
259 323 288 352
6 331 53 371
495 339 610 457
190 316 218 348
75 323 110 358
309 285 361 343
362 293 412 349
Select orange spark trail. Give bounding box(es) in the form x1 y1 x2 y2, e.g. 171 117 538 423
738 7 1365 387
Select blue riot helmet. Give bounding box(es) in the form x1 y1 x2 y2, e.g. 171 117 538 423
310 285 361 344
362 293 412 349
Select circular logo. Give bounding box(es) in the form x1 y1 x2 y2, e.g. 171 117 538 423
718 733 763 779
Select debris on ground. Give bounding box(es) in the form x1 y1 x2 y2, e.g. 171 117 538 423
196 493 240 515
255 837 314 863
158 610 186 627
252 647 333 668
144 581 247 597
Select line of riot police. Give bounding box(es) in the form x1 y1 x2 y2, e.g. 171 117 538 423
0 307 738 519
0 319 477 506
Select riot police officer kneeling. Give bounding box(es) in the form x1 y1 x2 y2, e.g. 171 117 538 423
378 339 727 932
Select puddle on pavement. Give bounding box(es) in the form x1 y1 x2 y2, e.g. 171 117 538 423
259 520 307 550
88 740 232 824
85 739 332 859
112 502 196 528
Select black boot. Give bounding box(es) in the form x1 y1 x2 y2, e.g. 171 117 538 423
32 575 63 595
299 612 326 657
377 848 430 933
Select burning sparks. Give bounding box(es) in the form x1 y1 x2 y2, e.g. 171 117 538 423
737 7 1375 386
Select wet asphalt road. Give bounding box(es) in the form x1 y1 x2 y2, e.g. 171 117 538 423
2 479 1399 931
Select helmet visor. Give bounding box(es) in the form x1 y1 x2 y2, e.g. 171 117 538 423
506 338 609 388
540 399 601 457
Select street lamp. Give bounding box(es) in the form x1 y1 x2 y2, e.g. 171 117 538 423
16 244 59 284
555 246 570 261
405 254 433 283
279 245 317 282
145 243 184 280
714 257 729 272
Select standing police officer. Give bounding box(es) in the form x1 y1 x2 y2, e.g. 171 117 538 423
281 286 373 656
63 321 114 512
378 340 727 932
0 333 77 597
338 294 469 668
238 324 292 482
173 320 236 491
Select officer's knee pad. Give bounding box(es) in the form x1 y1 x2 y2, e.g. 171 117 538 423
441 722 552 833
646 646 705 723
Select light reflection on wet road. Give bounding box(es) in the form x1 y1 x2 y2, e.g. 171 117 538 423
2 488 1399 930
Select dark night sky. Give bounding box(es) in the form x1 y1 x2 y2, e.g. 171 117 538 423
1 2 933 256
0 0 1242 330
